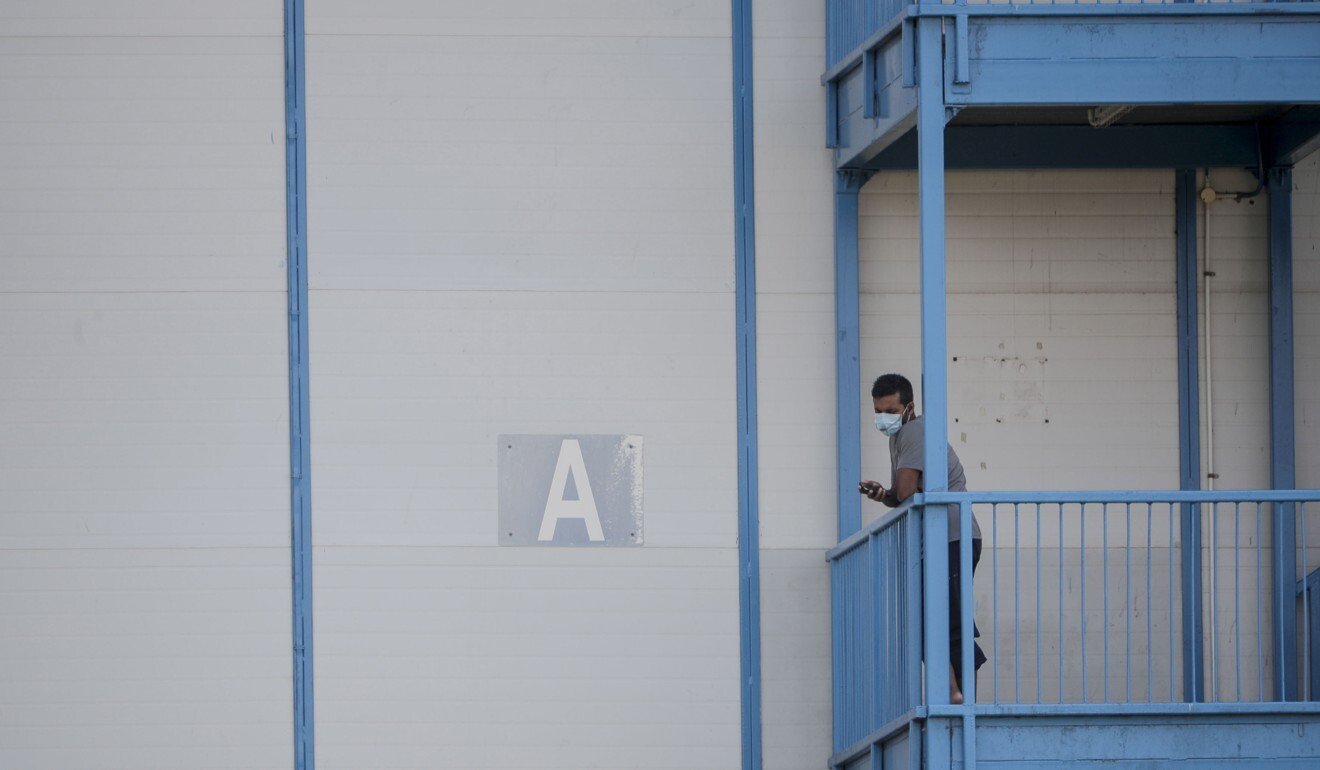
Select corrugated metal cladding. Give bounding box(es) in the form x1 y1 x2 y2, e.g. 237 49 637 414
1 4 1318 770
304 2 741 769
0 2 294 769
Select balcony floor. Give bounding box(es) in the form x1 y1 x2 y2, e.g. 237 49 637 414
845 706 1320 770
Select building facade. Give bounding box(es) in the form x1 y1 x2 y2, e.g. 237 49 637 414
1 2 1318 769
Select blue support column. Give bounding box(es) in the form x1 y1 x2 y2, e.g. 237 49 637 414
1175 169 1205 703
283 0 315 766
836 171 866 541
916 16 951 746
1267 165 1299 702
733 0 764 763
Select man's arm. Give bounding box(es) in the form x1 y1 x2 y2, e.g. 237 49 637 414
892 467 921 504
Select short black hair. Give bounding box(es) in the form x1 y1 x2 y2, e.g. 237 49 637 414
871 373 914 405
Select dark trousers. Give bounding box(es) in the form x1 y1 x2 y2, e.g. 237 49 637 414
948 539 987 682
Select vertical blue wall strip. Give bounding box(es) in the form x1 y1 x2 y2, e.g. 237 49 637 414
835 173 864 542
732 0 762 768
283 0 315 766
1267 165 1298 701
1174 168 1204 703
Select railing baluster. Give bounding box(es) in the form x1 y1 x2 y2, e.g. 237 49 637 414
1081 502 1088 702
1210 501 1218 702
870 533 881 730
899 521 907 712
854 549 861 739
1234 501 1241 702
1036 502 1043 704
841 552 848 744
1059 502 1065 704
1256 501 1264 702
1169 501 1176 702
843 550 851 742
898 517 906 714
908 513 921 712
961 503 975 706
1015 502 1021 703
993 503 1000 703
831 560 840 751
1146 503 1153 703
1302 502 1310 703
1103 502 1110 702
882 524 889 724
1125 502 1132 703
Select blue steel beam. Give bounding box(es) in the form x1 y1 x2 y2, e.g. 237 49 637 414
1175 169 1205 704
835 171 868 541
824 0 1320 75
830 30 917 170
860 124 1261 171
926 702 1320 718
912 3 1320 18
1267 166 1299 702
732 0 764 762
916 17 952 750
943 16 1320 107
283 0 315 767
1271 107 1320 167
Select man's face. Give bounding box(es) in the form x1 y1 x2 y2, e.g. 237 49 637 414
873 393 909 419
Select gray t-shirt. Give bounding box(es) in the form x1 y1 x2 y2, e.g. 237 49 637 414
889 416 981 541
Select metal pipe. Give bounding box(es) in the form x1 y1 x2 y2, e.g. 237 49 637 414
1201 179 1216 493
1202 180 1219 700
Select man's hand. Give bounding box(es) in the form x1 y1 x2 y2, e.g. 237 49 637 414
858 480 886 502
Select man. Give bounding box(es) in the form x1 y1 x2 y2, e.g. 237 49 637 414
858 373 986 704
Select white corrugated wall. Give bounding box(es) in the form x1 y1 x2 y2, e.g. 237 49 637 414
0 2 294 768
2 1 1318 767
304 2 742 768
751 1 837 768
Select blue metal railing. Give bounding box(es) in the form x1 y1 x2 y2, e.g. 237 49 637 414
828 489 1320 761
824 0 1315 70
826 0 902 67
829 502 921 753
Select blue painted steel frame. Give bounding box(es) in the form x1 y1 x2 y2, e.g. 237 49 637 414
1267 166 1299 701
283 0 314 767
836 171 866 541
1175 169 1205 703
824 8 1319 766
732 0 763 766
915 16 954 770
861 125 1263 172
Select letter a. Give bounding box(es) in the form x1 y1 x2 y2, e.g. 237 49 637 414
538 439 605 542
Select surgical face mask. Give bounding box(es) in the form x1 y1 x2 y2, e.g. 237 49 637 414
875 411 904 437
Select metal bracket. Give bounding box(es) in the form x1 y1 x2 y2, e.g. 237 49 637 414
901 19 916 89
1268 164 1294 188
836 169 874 193
953 14 970 85
863 49 879 120
826 81 840 149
